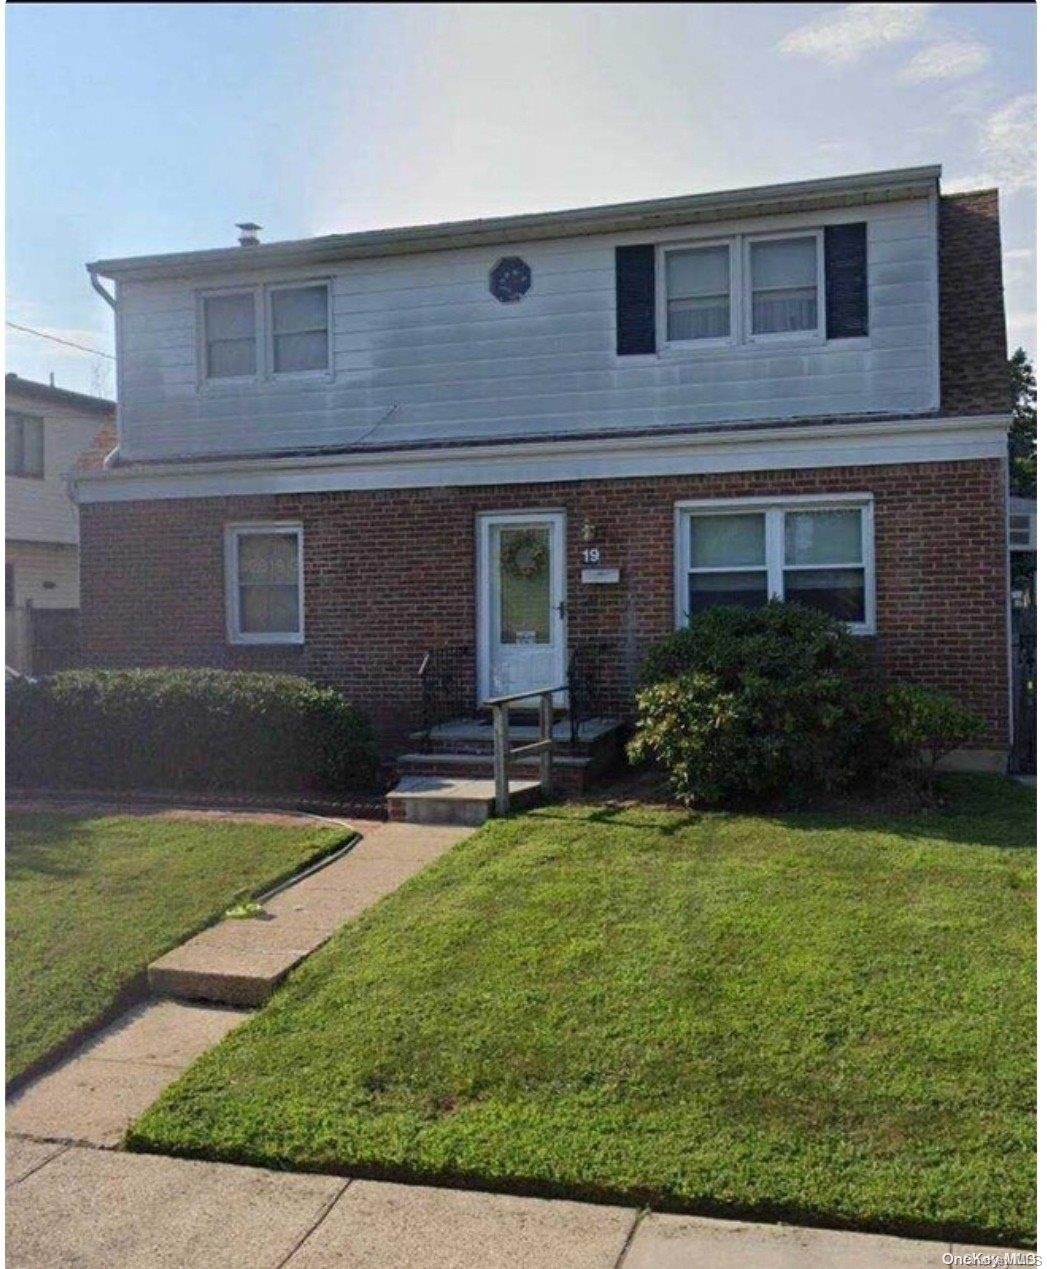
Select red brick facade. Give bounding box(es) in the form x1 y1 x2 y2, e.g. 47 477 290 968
79 457 1010 755
938 191 1011 417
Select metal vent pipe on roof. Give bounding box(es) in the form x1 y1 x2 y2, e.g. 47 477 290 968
237 222 261 247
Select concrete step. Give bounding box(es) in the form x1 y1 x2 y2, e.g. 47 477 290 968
396 750 590 793
386 776 542 826
410 717 622 758
147 822 470 1006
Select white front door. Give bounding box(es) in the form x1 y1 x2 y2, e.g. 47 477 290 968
478 512 566 704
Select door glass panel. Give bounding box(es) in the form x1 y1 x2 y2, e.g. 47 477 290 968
498 526 551 645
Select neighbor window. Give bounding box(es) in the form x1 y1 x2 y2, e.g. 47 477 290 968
748 235 819 336
665 243 731 342
225 523 304 644
203 292 257 379
6 412 44 478
678 498 873 632
269 284 329 374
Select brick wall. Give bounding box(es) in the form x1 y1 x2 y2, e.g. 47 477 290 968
939 190 1011 417
79 458 1010 753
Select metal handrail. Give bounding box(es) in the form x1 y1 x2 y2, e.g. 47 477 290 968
485 685 559 816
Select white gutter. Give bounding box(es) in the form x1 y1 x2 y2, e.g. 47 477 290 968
88 165 942 282
72 413 1008 504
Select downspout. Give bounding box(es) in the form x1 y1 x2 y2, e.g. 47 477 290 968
87 266 120 468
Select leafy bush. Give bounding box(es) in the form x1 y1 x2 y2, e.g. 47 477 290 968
7 668 378 796
880 682 983 791
630 603 873 807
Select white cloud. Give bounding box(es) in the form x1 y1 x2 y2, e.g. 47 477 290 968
897 38 989 83
780 3 934 66
980 94 1036 195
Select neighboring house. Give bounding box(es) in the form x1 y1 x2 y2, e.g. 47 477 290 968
6 374 115 672
73 165 1013 772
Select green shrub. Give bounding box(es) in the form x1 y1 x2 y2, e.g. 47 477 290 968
630 603 872 807
6 668 378 796
881 682 983 791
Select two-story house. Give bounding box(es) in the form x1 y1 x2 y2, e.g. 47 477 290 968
73 165 1013 776
6 374 115 672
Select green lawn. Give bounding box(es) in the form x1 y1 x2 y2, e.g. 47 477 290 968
6 811 352 1083
129 776 1035 1246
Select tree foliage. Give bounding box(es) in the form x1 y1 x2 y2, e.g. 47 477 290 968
1008 347 1036 497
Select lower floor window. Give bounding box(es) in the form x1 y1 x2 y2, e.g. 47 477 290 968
224 522 304 644
677 497 874 633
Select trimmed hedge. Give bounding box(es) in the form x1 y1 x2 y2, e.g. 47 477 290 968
7 668 378 796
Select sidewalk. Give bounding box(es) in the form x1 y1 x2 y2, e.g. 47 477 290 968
5 1142 1010 1268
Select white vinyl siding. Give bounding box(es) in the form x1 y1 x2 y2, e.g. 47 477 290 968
115 195 939 463
676 495 875 634
224 522 304 644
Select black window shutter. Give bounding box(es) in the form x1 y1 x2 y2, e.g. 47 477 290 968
616 245 656 355
825 223 868 339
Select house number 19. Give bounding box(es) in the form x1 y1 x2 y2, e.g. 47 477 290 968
582 547 601 564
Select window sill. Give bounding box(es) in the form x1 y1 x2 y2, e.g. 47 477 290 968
228 634 305 647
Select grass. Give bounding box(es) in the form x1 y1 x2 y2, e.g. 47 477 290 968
129 776 1035 1246
6 811 352 1083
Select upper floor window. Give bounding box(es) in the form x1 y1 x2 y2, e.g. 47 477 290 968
200 281 330 383
665 243 731 343
204 292 257 379
269 285 329 374
748 235 819 337
676 496 874 634
660 230 825 349
6 412 44 478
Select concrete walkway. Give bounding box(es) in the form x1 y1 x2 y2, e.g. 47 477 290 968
8 820 470 1147
5 1142 1016 1268
149 821 469 1005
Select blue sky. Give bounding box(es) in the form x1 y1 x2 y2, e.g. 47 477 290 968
6 2 1036 396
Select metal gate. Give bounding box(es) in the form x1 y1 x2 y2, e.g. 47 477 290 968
1010 605 1036 774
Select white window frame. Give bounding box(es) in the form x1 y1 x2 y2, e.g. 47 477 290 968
265 280 334 380
674 493 875 635
655 227 827 355
224 521 305 645
198 287 264 385
744 229 825 345
657 237 737 351
198 280 332 386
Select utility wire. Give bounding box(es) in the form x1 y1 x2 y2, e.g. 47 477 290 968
5 321 115 360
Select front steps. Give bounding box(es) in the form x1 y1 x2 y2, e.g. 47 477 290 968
385 716 624 825
386 776 542 826
399 717 623 792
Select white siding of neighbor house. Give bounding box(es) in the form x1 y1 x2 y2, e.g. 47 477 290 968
5 394 105 544
114 195 940 463
5 540 80 608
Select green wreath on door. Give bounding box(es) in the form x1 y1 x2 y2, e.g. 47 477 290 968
501 530 548 581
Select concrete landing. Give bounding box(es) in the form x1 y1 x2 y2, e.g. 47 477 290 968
148 822 470 1005
386 775 542 825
